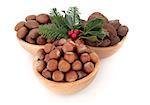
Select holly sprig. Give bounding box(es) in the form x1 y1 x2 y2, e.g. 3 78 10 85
38 7 108 42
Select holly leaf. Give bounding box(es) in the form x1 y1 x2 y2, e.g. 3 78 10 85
87 29 108 39
84 18 103 34
80 36 98 42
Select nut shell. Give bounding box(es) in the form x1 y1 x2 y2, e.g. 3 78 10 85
52 70 64 82
17 26 28 39
58 59 71 72
84 62 94 74
47 59 58 71
25 20 39 29
15 21 25 31
36 14 50 24
65 71 78 82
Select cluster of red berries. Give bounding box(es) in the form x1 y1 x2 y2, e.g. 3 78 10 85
68 30 81 39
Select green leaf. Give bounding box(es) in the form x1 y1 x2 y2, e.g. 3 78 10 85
87 29 108 39
80 36 98 42
39 24 69 41
65 14 74 29
84 18 103 34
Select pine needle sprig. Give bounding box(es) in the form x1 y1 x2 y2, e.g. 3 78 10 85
39 24 68 41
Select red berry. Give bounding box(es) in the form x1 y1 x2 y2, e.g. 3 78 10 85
71 33 77 39
68 30 74 36
74 30 80 35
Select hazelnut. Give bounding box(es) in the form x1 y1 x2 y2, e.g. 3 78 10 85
35 49 46 60
64 52 77 63
84 62 94 74
52 70 64 82
58 59 71 72
49 49 60 59
34 60 46 73
89 52 99 63
28 28 39 39
75 38 84 45
17 26 28 39
59 38 67 46
36 36 47 45
118 25 129 36
43 43 54 53
72 60 82 71
77 71 87 79
65 71 78 82
100 38 111 47
15 21 25 31
77 44 89 54
80 53 91 63
42 69 52 79
62 42 75 53
109 20 121 30
25 15 36 21
44 54 50 63
56 46 63 52
36 14 50 24
47 59 58 71
53 40 59 46
88 12 108 23
25 35 35 44
25 20 39 29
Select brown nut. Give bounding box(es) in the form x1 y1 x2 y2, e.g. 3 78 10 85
75 38 84 45
109 20 121 30
43 43 54 53
84 62 94 74
65 71 78 82
88 12 108 23
77 71 87 79
52 70 64 82
80 19 87 27
56 46 63 52
34 60 46 73
99 38 111 47
35 49 46 60
72 60 82 71
62 41 75 53
118 25 129 37
25 15 36 21
17 26 28 39
109 35 120 46
58 59 71 72
36 14 50 24
80 53 91 63
44 54 50 63
36 36 47 45
28 28 39 39
59 38 67 46
89 52 99 63
42 68 52 79
49 49 60 59
103 23 117 36
77 44 89 54
15 21 25 31
64 52 77 63
25 20 39 29
47 59 58 71
25 35 35 44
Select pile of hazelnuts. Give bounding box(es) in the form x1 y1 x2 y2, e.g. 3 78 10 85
15 14 51 45
34 38 99 82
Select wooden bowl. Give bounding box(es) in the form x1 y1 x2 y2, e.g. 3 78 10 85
33 58 100 94
88 36 127 59
17 38 44 55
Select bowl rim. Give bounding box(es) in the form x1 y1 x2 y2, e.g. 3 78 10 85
33 58 100 86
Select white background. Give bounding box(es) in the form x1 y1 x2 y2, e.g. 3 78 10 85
0 0 150 105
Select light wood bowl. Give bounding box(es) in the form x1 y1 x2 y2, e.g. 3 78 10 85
33 58 100 94
88 36 127 59
17 38 44 55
